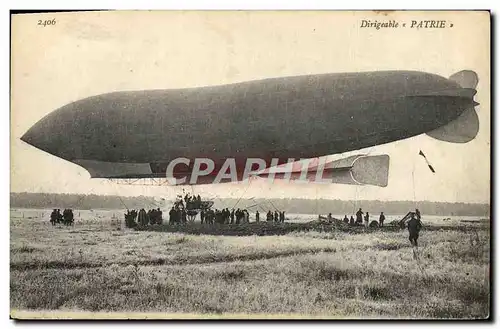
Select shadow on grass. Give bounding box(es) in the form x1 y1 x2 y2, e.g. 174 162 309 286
10 247 338 271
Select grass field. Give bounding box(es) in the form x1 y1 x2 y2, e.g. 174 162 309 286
10 215 490 319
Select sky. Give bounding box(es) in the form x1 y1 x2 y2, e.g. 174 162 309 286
10 11 491 203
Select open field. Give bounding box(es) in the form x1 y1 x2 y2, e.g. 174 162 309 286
10 213 490 319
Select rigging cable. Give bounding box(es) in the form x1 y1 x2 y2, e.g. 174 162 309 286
232 178 253 210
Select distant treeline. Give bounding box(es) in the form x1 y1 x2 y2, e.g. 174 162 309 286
217 198 490 217
10 193 156 211
10 192 489 217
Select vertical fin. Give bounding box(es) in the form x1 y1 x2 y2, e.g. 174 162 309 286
449 70 479 89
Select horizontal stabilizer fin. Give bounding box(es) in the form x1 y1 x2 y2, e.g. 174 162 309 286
426 106 479 143
349 154 390 187
257 154 390 187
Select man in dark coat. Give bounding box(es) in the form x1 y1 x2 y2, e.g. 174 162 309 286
379 212 386 227
407 213 423 247
169 207 176 224
356 208 363 224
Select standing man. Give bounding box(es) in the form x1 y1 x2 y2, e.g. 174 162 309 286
349 216 355 226
169 206 176 224
364 212 370 227
181 208 187 224
255 210 260 223
356 208 363 225
379 212 385 227
407 213 423 247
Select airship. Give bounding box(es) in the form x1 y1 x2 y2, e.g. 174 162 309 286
20 69 479 187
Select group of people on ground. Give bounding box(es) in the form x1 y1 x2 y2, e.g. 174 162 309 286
135 193 286 226
265 210 286 223
124 208 163 228
324 208 384 227
329 207 422 246
49 208 74 226
200 208 251 225
125 198 287 227
122 193 423 247
354 208 384 227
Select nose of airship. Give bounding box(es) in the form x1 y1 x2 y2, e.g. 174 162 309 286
20 129 33 146
21 120 61 158
20 105 79 161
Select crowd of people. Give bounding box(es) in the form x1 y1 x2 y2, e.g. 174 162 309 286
124 193 289 227
265 210 286 223
323 208 388 227
121 191 424 246
327 207 420 228
49 208 74 226
198 208 251 225
124 208 163 228
325 207 423 246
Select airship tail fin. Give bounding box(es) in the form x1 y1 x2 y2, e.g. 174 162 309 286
425 70 480 143
313 154 390 187
348 154 390 187
426 106 479 143
449 70 479 89
257 154 390 187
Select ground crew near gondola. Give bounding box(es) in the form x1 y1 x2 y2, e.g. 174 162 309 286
50 209 57 225
181 208 187 224
169 206 176 224
157 208 163 225
356 208 363 224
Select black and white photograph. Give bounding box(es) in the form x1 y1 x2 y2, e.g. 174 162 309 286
9 10 491 319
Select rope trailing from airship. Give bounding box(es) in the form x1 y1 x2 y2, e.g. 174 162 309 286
107 179 130 211
268 199 280 212
412 159 416 206
419 150 435 173
232 180 253 210
315 183 319 216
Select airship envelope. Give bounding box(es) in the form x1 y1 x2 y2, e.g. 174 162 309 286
20 70 480 186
